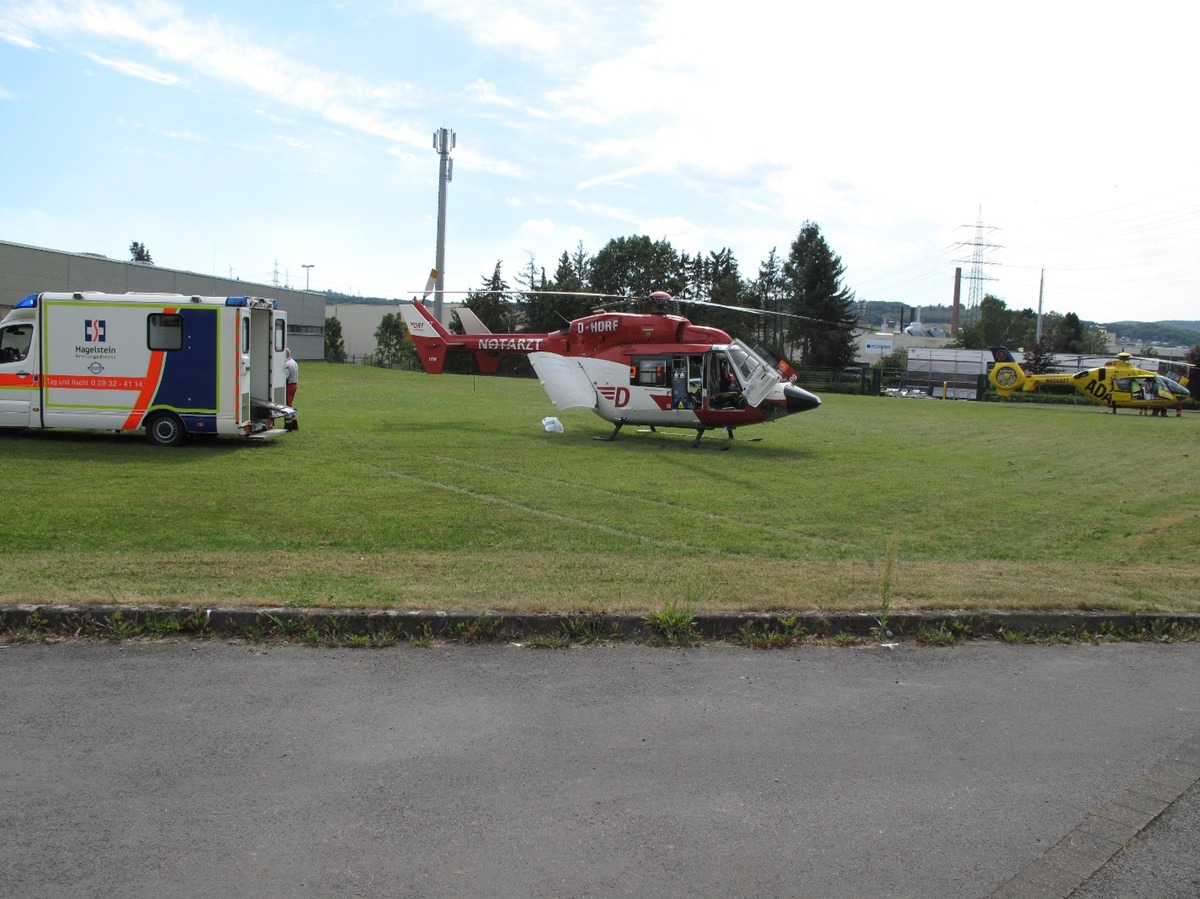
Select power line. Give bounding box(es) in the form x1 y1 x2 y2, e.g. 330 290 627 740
953 209 1002 323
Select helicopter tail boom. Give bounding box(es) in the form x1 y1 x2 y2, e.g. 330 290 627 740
400 300 557 374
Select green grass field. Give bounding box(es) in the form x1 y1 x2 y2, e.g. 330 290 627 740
2 363 1197 614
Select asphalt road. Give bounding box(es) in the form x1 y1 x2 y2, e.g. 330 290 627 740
2 640 1198 898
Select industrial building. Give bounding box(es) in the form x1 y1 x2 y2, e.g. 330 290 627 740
0 240 325 361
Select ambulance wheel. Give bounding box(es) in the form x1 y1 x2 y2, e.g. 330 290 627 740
146 412 188 447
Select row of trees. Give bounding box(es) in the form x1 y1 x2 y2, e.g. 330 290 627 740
456 223 860 369
950 294 1200 377
951 295 1109 355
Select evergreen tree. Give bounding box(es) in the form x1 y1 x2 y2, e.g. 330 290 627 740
706 248 744 307
781 222 857 368
522 251 592 332
129 241 153 264
324 316 347 363
511 254 550 331
571 241 591 288
682 248 748 337
552 251 582 293
751 248 787 354
464 262 513 331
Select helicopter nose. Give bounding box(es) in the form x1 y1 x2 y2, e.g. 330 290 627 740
784 384 821 413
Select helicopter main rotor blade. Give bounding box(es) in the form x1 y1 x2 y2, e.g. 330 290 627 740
402 286 846 327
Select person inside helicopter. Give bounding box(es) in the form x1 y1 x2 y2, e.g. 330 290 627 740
711 355 743 409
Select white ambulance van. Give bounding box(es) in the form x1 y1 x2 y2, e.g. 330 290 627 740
0 292 296 445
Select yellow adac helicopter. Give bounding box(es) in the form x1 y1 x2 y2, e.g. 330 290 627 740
988 346 1191 415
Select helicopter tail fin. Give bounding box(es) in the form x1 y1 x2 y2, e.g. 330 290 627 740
399 300 454 374
988 346 1027 396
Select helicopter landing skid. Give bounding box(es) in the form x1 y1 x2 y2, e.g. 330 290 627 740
627 426 763 446
593 422 625 441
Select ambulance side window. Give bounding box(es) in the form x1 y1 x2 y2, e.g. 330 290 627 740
274 318 286 352
242 318 251 354
147 314 184 351
0 324 32 363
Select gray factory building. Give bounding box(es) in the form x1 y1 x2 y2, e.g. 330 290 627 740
0 240 325 361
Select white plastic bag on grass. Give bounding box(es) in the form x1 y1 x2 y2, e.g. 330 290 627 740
541 416 564 433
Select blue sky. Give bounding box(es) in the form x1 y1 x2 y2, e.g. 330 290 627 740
2 0 1198 325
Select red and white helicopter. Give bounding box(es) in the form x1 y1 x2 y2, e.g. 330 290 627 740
399 290 821 446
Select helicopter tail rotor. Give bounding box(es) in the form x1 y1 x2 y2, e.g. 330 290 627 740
988 347 1027 396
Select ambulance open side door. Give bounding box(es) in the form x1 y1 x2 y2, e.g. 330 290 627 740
271 311 287 407
238 305 252 424
234 297 286 425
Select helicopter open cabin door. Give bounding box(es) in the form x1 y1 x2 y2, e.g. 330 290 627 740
723 340 780 407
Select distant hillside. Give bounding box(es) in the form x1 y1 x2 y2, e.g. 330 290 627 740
324 291 406 306
858 301 1200 346
1103 321 1200 346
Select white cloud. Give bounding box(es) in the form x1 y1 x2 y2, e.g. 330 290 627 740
276 134 311 150
0 24 39 49
519 217 555 237
413 0 642 61
464 78 515 108
6 0 428 146
83 51 180 85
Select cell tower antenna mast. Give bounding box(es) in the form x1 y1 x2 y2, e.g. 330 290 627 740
953 208 1002 324
432 127 456 324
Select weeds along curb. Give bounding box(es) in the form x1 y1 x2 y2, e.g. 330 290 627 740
2 605 1200 646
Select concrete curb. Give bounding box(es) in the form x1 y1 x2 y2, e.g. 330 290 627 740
991 733 1200 898
2 604 1199 644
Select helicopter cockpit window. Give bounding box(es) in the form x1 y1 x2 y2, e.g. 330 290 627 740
723 340 782 408
725 341 765 381
0 324 32 363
